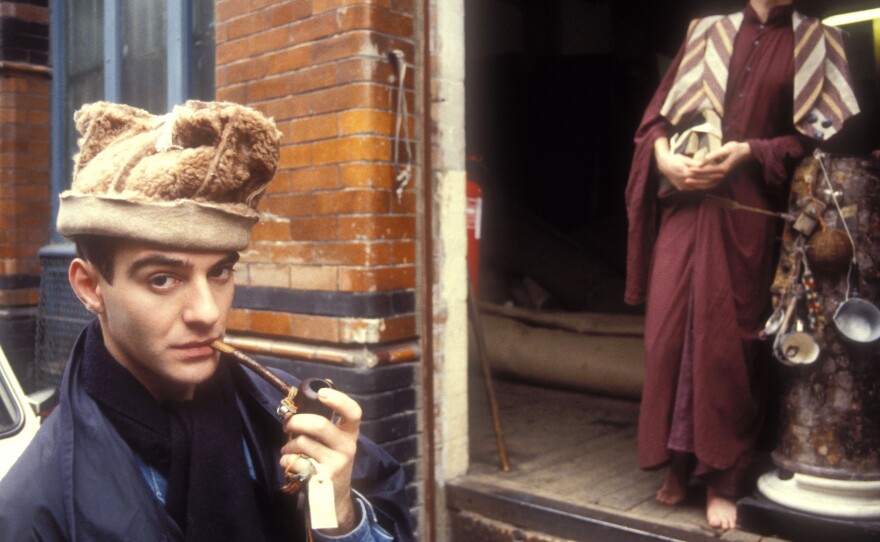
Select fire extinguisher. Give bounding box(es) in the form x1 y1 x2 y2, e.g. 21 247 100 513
466 159 483 291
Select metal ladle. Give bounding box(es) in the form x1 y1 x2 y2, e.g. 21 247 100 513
833 260 880 344
814 151 880 345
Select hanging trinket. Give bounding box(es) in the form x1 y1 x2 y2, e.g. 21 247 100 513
806 227 853 275
801 253 825 336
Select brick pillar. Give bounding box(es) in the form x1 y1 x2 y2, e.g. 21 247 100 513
214 0 420 524
0 0 51 390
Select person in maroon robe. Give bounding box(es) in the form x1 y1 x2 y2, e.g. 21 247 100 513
625 0 816 530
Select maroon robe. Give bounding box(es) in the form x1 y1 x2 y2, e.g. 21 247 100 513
625 3 812 493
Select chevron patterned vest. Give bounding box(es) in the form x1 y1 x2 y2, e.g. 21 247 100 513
660 11 859 141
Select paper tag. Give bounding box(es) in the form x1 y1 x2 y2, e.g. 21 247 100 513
308 465 338 531
793 213 817 235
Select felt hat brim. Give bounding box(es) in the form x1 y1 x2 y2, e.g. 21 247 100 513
56 192 257 251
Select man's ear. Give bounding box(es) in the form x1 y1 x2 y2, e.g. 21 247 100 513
69 258 105 314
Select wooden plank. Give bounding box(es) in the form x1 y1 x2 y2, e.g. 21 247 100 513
495 429 636 483
466 378 782 540
595 469 665 511
628 496 679 521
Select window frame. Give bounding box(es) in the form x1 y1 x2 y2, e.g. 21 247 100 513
49 0 207 241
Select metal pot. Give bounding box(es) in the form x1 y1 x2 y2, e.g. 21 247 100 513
833 261 880 344
777 330 821 366
773 295 821 366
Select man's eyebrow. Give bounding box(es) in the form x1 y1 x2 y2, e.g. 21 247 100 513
126 253 239 279
215 253 240 268
127 255 192 279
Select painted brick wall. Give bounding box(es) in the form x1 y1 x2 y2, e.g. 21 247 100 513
0 0 51 389
214 0 423 531
0 73 49 300
215 0 419 349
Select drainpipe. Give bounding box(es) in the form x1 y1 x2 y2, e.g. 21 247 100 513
419 0 436 539
222 334 421 368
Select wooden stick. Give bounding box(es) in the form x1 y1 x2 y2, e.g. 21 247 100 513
211 340 290 394
468 278 511 472
706 194 791 219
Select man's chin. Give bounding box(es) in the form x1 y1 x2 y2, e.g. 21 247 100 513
169 356 221 385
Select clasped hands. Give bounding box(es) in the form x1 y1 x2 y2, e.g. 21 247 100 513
655 138 751 192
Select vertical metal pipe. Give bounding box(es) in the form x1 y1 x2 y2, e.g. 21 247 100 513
49 0 66 239
103 0 121 101
419 0 436 539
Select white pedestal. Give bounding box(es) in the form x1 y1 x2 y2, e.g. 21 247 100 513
758 470 880 519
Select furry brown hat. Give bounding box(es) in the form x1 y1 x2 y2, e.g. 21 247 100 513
56 100 282 251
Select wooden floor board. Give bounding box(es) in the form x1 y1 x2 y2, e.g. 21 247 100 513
465 377 769 540
594 469 664 510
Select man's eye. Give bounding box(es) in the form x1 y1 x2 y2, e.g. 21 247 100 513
209 266 234 281
149 275 177 289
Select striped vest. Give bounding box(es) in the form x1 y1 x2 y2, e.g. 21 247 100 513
660 11 859 141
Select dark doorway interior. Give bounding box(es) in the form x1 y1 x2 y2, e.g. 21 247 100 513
461 3 880 536
466 0 880 315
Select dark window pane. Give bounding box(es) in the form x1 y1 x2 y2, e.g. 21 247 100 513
64 0 103 190
121 0 167 113
192 0 215 101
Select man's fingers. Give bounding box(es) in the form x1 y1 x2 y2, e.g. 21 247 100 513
281 388 361 435
280 452 309 471
280 391 361 460
680 156 704 168
278 387 361 475
703 150 728 163
281 428 347 455
281 431 350 467
689 162 725 176
316 388 362 432
283 415 354 454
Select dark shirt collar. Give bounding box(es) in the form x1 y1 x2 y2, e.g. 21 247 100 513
743 2 794 26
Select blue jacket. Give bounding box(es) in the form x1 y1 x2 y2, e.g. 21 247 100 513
0 330 413 541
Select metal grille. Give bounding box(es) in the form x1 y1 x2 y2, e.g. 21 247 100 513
34 244 92 388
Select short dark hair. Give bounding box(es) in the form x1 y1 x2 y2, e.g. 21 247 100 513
73 235 120 284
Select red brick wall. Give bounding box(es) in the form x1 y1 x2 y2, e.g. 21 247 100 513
0 1 51 308
215 0 418 349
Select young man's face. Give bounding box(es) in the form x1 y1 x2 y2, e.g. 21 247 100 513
90 242 238 402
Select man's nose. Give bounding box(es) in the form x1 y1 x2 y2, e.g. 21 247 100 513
182 279 221 327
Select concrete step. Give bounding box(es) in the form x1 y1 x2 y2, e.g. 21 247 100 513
447 479 721 542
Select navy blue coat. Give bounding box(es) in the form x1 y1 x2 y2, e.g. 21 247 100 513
0 330 413 541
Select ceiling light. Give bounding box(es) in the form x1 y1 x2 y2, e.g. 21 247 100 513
823 7 880 26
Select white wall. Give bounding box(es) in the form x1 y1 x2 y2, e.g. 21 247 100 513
429 0 469 540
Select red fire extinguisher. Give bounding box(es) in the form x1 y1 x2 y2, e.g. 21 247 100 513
466 174 483 291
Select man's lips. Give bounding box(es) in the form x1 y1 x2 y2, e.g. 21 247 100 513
172 339 220 359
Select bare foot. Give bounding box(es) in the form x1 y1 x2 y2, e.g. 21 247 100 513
706 486 737 530
655 453 690 505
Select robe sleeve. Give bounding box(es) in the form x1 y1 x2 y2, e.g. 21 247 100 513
624 40 687 305
747 134 814 191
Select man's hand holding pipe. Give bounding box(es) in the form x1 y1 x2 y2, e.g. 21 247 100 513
279 388 362 534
